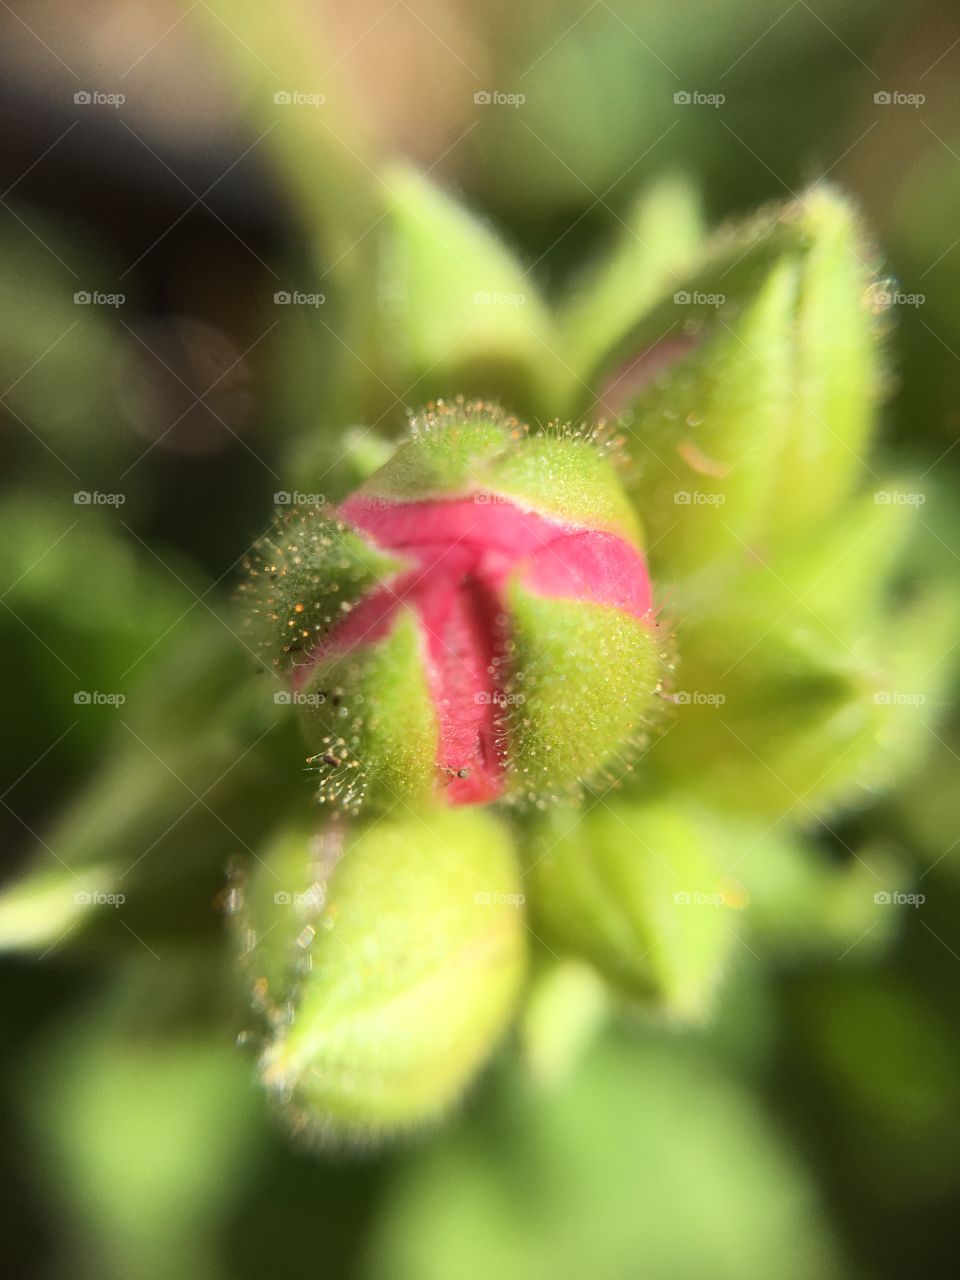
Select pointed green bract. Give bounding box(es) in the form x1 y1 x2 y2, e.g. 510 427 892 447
559 173 704 391
237 809 526 1143
577 193 809 414
379 166 560 409
764 188 881 545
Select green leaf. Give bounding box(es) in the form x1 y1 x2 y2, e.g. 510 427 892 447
26 956 263 1280
732 830 901 959
365 403 642 540
364 1033 846 1280
0 860 119 952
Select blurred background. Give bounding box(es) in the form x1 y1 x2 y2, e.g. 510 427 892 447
2 1 960 1276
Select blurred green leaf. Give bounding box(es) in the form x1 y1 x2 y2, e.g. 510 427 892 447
526 798 739 1018
0 861 119 952
377 166 561 413
364 1032 847 1280
558 173 703 391
26 956 263 1280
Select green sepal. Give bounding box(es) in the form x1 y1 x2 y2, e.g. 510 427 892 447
486 428 642 543
503 587 666 803
238 504 403 671
364 401 643 542
299 607 438 812
361 401 515 500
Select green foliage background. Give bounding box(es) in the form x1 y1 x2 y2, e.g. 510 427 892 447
1 1 959 1276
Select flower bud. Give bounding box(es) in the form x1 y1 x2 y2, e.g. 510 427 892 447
231 807 526 1142
243 400 667 811
577 186 883 582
